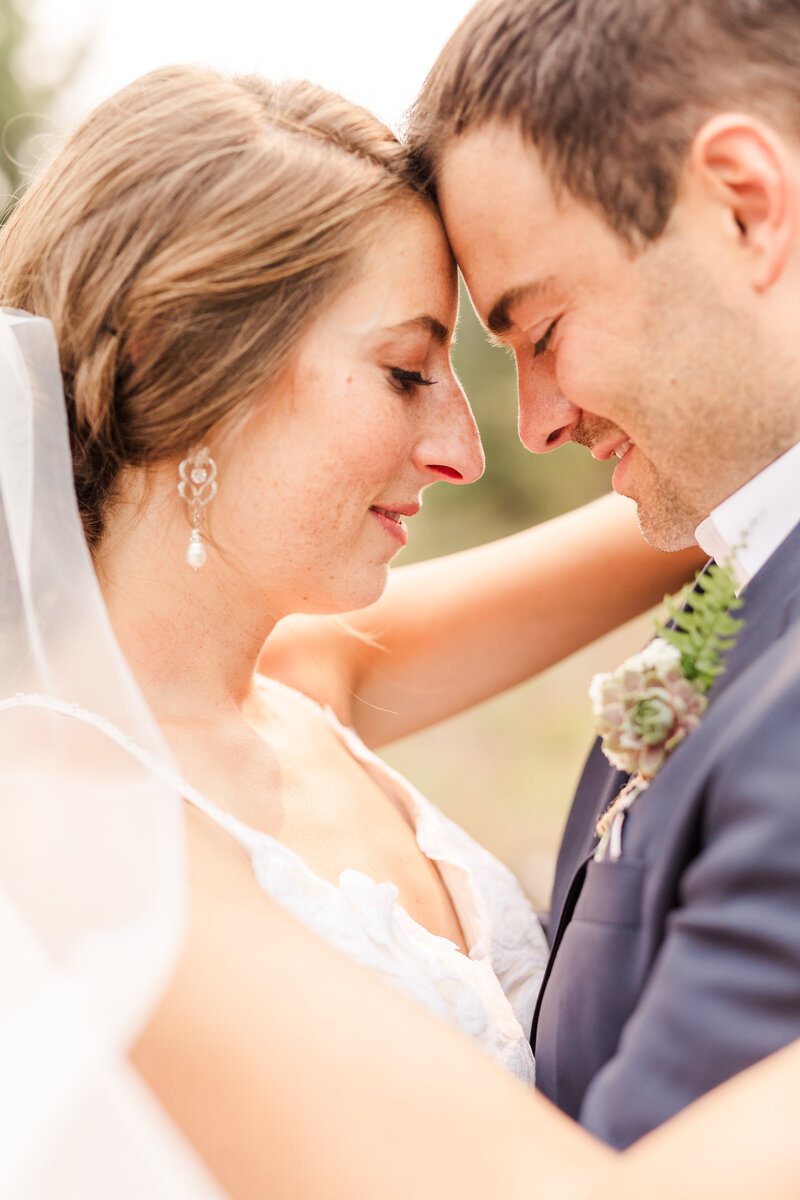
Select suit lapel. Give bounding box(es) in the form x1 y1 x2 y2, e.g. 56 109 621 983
549 560 714 930
535 524 800 1049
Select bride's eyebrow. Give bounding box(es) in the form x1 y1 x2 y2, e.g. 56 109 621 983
381 315 451 344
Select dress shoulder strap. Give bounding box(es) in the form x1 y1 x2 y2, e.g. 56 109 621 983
0 692 255 847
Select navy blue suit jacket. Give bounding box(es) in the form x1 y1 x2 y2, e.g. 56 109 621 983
532 522 800 1148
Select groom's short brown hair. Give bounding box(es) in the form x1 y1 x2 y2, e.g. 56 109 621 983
407 0 800 243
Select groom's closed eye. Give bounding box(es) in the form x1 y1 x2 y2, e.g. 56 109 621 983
531 322 557 358
486 275 558 339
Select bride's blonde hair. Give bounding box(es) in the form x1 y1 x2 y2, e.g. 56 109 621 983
0 66 422 547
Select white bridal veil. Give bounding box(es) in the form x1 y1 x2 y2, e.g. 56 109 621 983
0 310 225 1198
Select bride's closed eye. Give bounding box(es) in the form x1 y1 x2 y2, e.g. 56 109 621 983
389 367 437 394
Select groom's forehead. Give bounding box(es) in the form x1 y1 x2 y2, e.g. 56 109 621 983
438 126 607 320
438 127 559 253
438 123 555 208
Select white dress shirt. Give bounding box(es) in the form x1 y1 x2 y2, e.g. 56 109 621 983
695 441 800 589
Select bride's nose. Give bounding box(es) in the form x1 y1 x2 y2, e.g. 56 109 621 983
413 381 485 485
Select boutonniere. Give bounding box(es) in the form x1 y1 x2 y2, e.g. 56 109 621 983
590 563 745 850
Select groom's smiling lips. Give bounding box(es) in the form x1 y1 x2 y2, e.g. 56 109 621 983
586 433 638 497
589 434 635 462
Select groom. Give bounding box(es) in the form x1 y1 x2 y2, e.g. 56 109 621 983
409 0 800 1149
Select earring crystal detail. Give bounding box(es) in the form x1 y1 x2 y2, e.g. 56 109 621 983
178 447 218 572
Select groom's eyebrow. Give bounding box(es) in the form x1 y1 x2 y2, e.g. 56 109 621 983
487 277 556 337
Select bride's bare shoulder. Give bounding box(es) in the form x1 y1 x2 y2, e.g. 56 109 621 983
136 803 311 1019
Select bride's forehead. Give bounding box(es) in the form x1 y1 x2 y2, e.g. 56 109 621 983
359 201 453 277
324 213 456 331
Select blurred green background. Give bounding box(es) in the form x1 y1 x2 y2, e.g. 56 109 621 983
0 2 653 908
0 0 84 223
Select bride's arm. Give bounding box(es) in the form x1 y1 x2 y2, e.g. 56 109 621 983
132 808 800 1200
259 492 704 746
592 1040 800 1200
131 805 609 1200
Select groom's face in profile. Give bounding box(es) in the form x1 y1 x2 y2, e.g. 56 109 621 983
437 122 795 551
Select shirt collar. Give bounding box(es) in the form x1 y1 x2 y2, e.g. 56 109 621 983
695 441 800 589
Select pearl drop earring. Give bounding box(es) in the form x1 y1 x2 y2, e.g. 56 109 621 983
178 447 218 571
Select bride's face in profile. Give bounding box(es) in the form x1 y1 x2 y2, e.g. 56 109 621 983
213 201 484 616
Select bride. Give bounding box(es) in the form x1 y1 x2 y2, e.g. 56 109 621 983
0 65 702 1196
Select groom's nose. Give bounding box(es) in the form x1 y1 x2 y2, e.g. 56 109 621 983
517 359 582 454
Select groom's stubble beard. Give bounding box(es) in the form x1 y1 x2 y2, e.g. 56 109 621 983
570 414 704 551
562 243 793 553
620 232 800 550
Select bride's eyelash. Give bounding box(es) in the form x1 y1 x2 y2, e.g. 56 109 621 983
533 321 557 358
389 367 437 393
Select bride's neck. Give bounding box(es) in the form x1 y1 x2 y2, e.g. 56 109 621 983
95 491 278 722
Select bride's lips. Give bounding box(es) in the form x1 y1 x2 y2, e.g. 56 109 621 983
369 502 419 547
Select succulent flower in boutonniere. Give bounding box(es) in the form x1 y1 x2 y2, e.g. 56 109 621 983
591 563 745 846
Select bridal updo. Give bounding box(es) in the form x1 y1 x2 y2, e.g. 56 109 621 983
0 66 422 547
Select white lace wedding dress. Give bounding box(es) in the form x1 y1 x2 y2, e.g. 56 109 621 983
6 678 548 1085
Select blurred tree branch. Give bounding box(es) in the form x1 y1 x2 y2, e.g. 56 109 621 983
0 0 86 222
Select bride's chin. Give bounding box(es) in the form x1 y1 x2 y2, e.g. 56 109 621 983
324 568 391 617
278 566 389 620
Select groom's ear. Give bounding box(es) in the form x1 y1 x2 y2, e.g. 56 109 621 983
687 114 797 291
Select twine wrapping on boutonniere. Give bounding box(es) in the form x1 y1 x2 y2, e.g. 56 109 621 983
590 563 745 848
